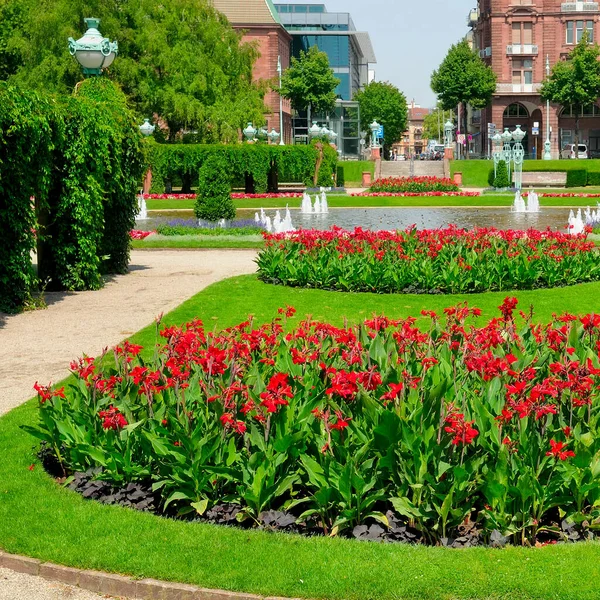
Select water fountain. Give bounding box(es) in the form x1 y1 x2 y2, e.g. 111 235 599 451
300 191 328 214
512 190 540 213
264 216 272 233
584 205 600 226
568 209 585 235
253 205 295 233
136 192 148 221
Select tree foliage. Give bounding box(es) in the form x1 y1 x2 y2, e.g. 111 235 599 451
431 39 496 126
354 81 408 157
279 46 339 116
541 33 600 154
0 0 267 141
423 104 454 143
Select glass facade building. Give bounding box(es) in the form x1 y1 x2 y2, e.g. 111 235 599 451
274 3 376 158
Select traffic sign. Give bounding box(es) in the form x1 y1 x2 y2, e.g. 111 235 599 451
487 123 497 132
376 125 384 139
532 127 539 135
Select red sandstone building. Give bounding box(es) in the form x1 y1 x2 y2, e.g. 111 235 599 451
469 0 600 158
211 0 293 142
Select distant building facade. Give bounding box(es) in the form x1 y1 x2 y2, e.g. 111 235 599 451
468 0 600 159
210 0 293 143
394 103 430 157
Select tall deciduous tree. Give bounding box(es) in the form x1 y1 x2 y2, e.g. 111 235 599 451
431 40 496 158
279 46 339 124
0 0 267 142
354 81 408 159
423 104 454 143
541 33 600 158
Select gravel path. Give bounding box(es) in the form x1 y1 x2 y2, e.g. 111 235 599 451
0 249 257 599
0 249 257 417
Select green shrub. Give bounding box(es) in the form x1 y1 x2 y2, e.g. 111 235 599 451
195 155 236 221
488 167 496 187
0 84 54 312
493 160 510 188
336 165 345 188
567 169 588 188
587 171 600 186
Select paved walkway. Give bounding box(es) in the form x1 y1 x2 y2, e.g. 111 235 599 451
0 249 258 417
0 249 258 598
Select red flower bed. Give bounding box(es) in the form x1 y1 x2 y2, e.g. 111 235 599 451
352 191 480 197
130 230 154 240
143 194 196 200
525 193 600 198
369 176 460 193
30 300 600 545
257 226 599 294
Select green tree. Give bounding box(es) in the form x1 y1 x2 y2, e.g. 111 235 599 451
493 160 510 189
423 104 454 143
354 81 408 159
0 0 266 142
195 154 235 222
431 40 496 158
279 46 339 124
541 32 600 158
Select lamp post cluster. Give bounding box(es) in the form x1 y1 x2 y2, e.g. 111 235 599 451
308 121 338 143
491 125 526 190
242 123 284 144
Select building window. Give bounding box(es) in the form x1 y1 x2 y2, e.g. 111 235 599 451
561 104 600 117
512 59 533 85
566 20 594 44
512 22 533 45
504 103 529 118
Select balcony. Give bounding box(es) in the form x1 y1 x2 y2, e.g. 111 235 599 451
496 83 542 94
561 2 599 12
467 8 479 27
507 44 539 55
479 47 492 58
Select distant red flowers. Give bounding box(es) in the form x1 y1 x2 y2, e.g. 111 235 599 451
142 193 301 200
130 230 154 240
353 191 480 198
369 176 460 194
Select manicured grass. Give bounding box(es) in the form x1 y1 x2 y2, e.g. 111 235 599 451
132 237 263 249
338 160 375 187
451 159 600 187
3 275 600 599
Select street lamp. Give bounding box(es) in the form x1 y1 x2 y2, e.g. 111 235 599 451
492 131 503 181
544 55 552 160
139 118 155 137
277 56 285 145
257 127 268 141
511 125 526 190
309 122 323 140
328 129 338 144
243 122 257 143
268 129 280 144
444 120 455 149
68 18 118 77
501 127 514 183
370 120 380 148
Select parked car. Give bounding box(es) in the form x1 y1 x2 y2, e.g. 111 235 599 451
561 144 588 159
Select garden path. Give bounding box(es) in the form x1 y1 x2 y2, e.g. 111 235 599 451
0 249 258 417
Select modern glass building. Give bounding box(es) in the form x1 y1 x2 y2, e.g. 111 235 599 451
274 3 376 158
274 3 376 101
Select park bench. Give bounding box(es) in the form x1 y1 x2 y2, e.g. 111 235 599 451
515 171 567 187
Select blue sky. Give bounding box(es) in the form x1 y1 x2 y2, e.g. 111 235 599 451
293 0 475 108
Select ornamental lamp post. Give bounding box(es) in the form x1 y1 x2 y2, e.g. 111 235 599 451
370 120 380 148
444 120 455 148
309 121 323 140
277 56 285 145
139 118 155 137
492 131 503 181
511 124 526 190
501 127 514 183
68 18 118 77
257 127 268 141
544 54 552 160
243 122 257 143
328 129 338 144
268 129 280 144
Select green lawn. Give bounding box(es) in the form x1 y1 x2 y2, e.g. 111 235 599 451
338 160 375 187
3 275 600 599
132 237 263 249
451 159 600 188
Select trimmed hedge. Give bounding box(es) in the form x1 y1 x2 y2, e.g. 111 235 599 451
195 154 236 221
0 80 144 312
147 143 337 194
566 169 588 188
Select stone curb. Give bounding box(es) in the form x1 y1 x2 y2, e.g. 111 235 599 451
0 550 304 600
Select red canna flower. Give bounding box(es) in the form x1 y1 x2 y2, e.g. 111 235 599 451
546 439 575 461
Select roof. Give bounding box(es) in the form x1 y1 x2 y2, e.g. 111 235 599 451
211 0 283 25
409 107 429 121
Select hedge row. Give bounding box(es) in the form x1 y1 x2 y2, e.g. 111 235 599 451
0 80 145 313
488 166 593 188
146 142 338 194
